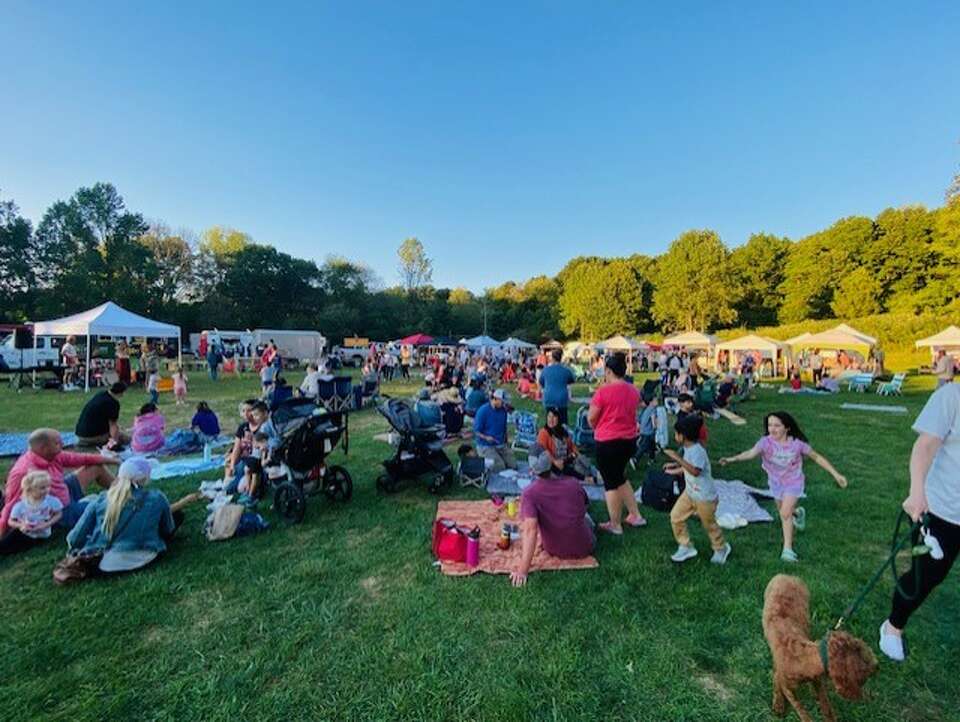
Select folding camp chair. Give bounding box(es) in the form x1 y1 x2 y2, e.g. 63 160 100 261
332 376 354 411
457 455 487 489
877 373 906 396
318 378 337 410
511 411 539 453
846 373 875 393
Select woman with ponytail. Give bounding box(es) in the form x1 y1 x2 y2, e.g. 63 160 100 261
67 458 200 573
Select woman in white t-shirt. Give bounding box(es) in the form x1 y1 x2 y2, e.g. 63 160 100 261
879 383 960 662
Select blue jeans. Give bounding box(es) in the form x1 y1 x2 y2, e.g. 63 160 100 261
209 363 219 381
56 472 89 529
149 389 159 405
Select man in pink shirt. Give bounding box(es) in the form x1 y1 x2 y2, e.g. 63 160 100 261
1 428 117 535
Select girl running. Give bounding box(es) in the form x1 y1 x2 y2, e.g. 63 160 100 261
719 411 847 562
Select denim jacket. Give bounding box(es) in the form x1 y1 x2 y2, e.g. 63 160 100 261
67 487 175 556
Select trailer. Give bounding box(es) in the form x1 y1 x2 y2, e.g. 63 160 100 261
189 328 326 364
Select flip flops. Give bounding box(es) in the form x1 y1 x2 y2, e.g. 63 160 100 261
625 514 648 528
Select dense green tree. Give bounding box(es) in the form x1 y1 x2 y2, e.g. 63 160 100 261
397 237 432 292
729 233 791 327
559 259 645 340
830 266 883 318
0 195 37 321
139 223 196 305
651 230 738 332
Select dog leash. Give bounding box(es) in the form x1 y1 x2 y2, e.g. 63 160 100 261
831 510 934 631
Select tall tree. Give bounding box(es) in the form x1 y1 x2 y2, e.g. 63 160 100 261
830 266 883 318
729 233 791 327
397 237 433 292
0 195 37 320
651 230 738 332
558 259 645 340
139 222 196 305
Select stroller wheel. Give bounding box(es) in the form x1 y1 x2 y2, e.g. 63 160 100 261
274 482 306 523
376 472 400 494
324 465 353 502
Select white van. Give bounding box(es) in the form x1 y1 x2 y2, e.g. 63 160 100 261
0 333 61 370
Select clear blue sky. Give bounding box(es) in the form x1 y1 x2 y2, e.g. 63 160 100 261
2 1 958 292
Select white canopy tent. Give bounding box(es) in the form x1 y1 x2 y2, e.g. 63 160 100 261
500 337 536 350
460 335 501 350
595 335 647 352
662 331 720 350
714 334 792 376
791 329 874 356
32 302 181 391
784 332 814 346
831 323 877 346
916 326 960 358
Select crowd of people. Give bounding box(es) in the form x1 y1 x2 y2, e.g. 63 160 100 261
2 339 957 668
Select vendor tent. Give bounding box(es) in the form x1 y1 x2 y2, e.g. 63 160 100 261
791 329 874 356
916 326 960 356
595 335 646 352
540 339 563 351
461 335 501 349
32 301 181 391
662 331 720 350
714 334 792 376
501 337 536 350
784 332 814 346
831 323 877 346
399 333 433 346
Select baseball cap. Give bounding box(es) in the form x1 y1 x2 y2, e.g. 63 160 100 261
530 451 552 475
493 389 509 402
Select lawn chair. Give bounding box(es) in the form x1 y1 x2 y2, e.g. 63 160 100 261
511 410 539 453
877 372 906 396
457 454 487 489
572 405 595 453
331 376 354 411
846 373 875 393
694 378 717 412
318 378 337 410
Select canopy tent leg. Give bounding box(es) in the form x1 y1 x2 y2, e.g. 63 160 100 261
178 335 182 368
84 332 91 392
32 333 37 387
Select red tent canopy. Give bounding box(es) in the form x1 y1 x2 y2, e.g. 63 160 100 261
399 333 434 346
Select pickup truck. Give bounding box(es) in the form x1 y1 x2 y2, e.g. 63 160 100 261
332 345 368 367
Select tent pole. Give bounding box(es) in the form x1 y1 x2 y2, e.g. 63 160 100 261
84 331 91 392
32 331 37 387
178 333 182 368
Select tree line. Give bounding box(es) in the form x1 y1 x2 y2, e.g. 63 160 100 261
1 180 958 344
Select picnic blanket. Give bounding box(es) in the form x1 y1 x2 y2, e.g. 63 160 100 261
840 403 908 414
633 478 775 526
108 432 234 461
435 500 598 577
0 431 77 457
486 463 607 502
150 455 226 481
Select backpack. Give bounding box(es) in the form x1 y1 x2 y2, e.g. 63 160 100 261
641 469 683 512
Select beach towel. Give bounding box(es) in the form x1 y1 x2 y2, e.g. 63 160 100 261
434 500 598 577
840 403 908 414
150 455 226 481
0 431 77 457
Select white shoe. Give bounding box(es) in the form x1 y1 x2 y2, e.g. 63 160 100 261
711 543 731 565
671 545 698 563
879 621 905 662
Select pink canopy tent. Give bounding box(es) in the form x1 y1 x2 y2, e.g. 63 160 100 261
399 333 434 346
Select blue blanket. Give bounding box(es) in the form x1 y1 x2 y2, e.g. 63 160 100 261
0 431 78 457
150 455 226 481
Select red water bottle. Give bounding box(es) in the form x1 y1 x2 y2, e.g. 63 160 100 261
466 527 480 567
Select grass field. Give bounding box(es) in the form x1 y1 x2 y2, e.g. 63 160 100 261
1 371 957 721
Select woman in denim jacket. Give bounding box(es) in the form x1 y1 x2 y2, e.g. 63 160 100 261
67 457 199 573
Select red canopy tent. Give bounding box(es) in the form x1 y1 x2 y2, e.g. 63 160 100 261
399 333 434 346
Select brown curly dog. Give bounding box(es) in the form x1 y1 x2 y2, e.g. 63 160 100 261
762 574 877 721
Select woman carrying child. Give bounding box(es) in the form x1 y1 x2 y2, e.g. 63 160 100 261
537 407 595 483
719 411 847 563
664 415 731 564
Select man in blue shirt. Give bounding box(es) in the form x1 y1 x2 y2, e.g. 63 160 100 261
474 389 517 472
539 350 575 425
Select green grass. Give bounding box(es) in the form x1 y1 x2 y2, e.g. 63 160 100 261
1 372 957 721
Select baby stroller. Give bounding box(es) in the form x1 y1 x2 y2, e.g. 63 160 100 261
265 397 352 523
375 396 454 494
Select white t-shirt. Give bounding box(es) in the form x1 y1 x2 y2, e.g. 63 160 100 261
61 343 77 365
682 443 717 502
147 373 160 391
10 494 63 538
300 371 320 398
913 383 960 524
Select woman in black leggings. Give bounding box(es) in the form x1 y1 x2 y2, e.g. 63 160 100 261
879 383 960 662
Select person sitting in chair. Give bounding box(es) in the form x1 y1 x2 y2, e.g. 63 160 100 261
537 407 595 483
474 389 517 472
509 450 595 587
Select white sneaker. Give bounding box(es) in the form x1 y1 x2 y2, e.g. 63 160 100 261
671 545 698 563
879 621 905 662
711 543 732 565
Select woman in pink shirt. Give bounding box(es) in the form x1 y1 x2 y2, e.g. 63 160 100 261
588 353 646 534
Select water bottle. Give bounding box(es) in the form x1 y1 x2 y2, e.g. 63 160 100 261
203 441 211 462
466 527 480 567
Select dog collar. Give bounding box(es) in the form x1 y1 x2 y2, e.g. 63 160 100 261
819 634 830 675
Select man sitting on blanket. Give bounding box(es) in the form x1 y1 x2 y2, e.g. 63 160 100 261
474 389 517 472
510 449 595 587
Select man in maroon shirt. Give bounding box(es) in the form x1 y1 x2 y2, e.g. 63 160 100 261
510 450 595 587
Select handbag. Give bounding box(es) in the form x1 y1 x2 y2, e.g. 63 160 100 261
432 518 468 563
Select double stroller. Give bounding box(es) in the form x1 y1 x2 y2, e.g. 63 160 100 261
375 396 454 494
260 397 353 523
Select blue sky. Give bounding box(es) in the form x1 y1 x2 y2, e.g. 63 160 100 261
2 1 958 292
